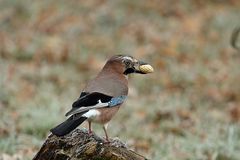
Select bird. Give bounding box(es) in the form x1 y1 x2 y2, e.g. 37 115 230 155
50 55 154 142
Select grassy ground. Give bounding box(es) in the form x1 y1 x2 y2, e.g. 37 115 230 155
0 0 240 159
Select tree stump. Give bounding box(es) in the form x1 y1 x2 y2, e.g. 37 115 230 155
33 129 148 160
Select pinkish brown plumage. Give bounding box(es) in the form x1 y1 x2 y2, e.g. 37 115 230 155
51 55 153 141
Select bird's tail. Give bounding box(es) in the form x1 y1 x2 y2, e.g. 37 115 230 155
50 116 87 136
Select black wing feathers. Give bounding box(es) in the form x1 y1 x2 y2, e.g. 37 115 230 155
65 92 113 117
79 92 88 98
72 92 112 108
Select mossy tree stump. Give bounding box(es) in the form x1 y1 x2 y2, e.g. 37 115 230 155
33 129 147 160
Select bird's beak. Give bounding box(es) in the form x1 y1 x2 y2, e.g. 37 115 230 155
134 61 154 74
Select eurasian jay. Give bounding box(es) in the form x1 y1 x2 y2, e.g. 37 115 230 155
50 55 154 141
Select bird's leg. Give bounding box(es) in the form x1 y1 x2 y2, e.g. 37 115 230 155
88 121 93 135
103 124 110 143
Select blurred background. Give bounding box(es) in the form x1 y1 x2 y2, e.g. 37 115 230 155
0 0 240 159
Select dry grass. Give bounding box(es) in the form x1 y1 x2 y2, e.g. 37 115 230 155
0 0 240 159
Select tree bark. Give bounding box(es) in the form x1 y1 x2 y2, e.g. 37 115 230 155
33 129 148 160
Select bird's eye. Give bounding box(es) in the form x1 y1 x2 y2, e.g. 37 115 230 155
125 61 131 66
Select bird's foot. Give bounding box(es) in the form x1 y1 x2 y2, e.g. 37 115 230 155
88 131 95 137
103 137 111 144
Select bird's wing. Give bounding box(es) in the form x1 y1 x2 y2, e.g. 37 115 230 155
73 92 112 108
65 92 126 117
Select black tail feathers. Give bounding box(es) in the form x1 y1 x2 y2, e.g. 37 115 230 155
50 116 87 136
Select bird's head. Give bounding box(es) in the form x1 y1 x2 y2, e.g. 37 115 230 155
104 55 154 75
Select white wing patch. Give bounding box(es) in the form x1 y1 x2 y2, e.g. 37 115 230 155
67 100 109 117
83 109 101 118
